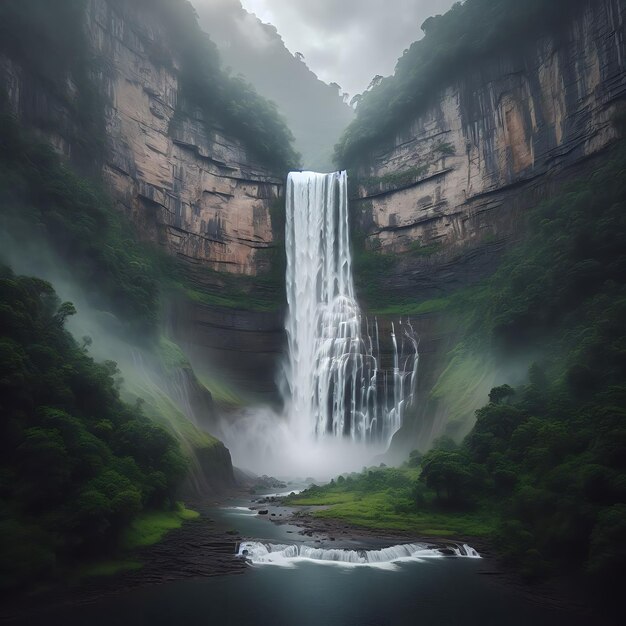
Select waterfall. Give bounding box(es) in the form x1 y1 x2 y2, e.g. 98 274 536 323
238 541 480 567
284 171 418 445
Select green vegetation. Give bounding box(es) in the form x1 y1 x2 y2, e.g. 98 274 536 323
429 346 496 430
0 267 188 591
183 270 284 313
308 143 626 596
351 231 399 305
422 144 626 586
121 366 220 451
121 505 199 550
118 0 299 173
0 112 164 334
287 466 496 537
335 0 587 167
197 374 247 410
77 504 199 579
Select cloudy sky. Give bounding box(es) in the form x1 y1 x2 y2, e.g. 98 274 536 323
237 0 457 96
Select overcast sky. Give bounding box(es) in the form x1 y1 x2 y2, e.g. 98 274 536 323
236 0 457 96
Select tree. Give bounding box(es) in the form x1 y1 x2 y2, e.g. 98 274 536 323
53 301 76 326
489 384 515 404
420 450 471 503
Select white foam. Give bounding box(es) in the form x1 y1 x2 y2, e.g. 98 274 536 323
225 506 257 515
238 541 480 569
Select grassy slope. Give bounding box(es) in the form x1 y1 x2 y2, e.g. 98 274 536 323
287 468 496 537
79 504 199 579
121 505 199 550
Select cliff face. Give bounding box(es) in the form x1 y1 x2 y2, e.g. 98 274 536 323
351 0 626 449
1 0 282 277
353 0 626 299
0 0 290 487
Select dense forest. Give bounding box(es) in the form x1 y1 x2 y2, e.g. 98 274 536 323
334 0 588 167
0 266 187 591
289 142 626 598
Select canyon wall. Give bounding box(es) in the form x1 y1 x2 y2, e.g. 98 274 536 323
353 0 626 300
352 0 626 450
0 0 286 405
0 0 290 485
1 0 282 277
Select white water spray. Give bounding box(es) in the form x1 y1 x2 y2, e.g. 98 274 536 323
238 541 480 568
284 171 418 445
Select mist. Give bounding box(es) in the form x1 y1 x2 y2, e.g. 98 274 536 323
1 0 623 620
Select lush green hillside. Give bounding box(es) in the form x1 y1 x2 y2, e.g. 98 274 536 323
293 143 626 596
335 0 587 168
0 267 188 591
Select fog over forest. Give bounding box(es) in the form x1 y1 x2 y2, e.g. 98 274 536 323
0 1 624 624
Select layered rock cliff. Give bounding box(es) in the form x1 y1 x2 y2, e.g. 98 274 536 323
353 0 626 300
0 0 291 489
0 0 287 406
349 0 626 451
1 0 282 277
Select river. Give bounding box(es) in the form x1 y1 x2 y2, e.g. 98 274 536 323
21 487 589 626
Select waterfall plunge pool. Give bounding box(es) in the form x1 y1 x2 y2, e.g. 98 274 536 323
28 557 585 626
18 488 588 626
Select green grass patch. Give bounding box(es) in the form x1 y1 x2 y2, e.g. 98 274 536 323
157 337 189 371
429 346 496 426
313 502 496 537
197 374 247 409
182 278 283 313
286 466 497 537
121 505 199 551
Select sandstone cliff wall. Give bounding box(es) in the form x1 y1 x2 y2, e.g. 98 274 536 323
354 0 626 299
1 0 282 277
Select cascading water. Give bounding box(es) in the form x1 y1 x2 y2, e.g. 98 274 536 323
238 541 480 567
284 171 418 445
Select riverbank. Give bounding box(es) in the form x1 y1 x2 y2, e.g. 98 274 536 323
0 499 247 624
249 494 600 623
2 483 610 626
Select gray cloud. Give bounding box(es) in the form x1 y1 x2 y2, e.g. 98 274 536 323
234 0 458 95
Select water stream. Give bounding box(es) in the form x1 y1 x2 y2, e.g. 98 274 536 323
284 171 418 445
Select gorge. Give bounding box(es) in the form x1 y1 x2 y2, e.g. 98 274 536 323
1 0 625 623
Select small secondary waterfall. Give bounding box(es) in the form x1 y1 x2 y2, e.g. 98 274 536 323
238 542 480 566
284 171 418 445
